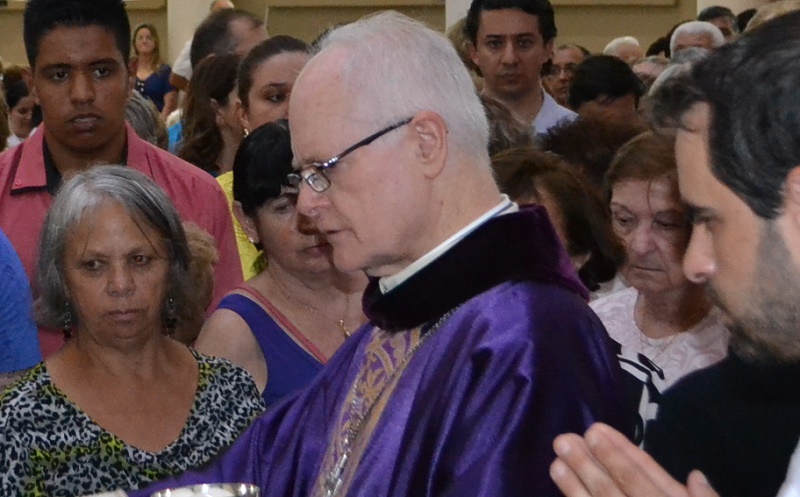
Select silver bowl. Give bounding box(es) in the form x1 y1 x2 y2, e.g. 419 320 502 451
150 483 260 497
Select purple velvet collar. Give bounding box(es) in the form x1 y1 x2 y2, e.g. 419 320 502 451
362 205 588 331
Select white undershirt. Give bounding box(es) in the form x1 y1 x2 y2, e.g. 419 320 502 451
379 195 517 294
778 440 800 497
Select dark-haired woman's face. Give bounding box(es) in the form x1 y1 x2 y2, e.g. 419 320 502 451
243 51 310 130
251 188 335 275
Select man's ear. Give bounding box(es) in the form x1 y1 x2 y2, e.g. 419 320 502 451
469 41 480 69
410 110 448 179
23 67 38 105
544 38 555 63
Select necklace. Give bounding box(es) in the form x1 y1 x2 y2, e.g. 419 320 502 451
321 309 457 497
269 269 355 339
336 320 351 338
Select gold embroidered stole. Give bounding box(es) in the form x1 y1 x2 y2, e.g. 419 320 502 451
313 326 424 497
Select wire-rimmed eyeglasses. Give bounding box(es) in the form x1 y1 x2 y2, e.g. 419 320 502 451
287 117 413 193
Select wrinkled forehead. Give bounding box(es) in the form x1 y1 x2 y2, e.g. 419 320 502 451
290 47 350 111
289 48 369 156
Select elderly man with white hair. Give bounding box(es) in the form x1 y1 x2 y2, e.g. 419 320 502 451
123 10 631 497
670 20 724 57
604 36 643 65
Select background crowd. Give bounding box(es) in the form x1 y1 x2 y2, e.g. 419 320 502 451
0 0 797 496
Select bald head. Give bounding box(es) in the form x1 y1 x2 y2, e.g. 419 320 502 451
293 12 490 162
190 9 265 69
210 0 234 12
288 12 502 276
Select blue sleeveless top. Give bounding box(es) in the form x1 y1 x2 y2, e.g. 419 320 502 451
216 291 324 406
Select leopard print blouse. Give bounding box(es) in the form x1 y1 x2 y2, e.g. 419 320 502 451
0 350 265 497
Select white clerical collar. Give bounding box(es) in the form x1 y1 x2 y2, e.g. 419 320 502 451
379 195 518 294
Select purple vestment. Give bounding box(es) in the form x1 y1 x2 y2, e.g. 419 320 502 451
129 206 632 497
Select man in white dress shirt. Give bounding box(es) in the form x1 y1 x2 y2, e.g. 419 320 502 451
465 0 576 135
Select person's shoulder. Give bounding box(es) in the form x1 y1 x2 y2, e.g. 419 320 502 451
0 229 28 284
0 365 48 417
0 144 15 168
533 94 578 136
171 39 193 77
195 350 249 378
0 229 17 261
133 136 224 193
193 350 262 402
643 357 732 451
591 285 635 304
590 286 637 313
0 141 24 179
216 170 233 189
659 354 731 405
558 104 578 119
134 136 193 173
193 350 266 417
542 91 578 117
459 280 604 344
496 279 592 313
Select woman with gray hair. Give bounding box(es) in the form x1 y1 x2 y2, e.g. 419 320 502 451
0 166 264 497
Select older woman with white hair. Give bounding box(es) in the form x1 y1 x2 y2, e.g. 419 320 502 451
0 166 264 497
591 132 729 433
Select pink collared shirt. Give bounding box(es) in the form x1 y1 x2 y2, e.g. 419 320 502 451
0 124 243 357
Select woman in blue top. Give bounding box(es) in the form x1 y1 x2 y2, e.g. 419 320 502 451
195 122 368 406
132 23 176 122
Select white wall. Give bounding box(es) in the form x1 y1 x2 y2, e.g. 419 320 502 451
166 0 210 63
446 0 471 29
696 0 766 16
